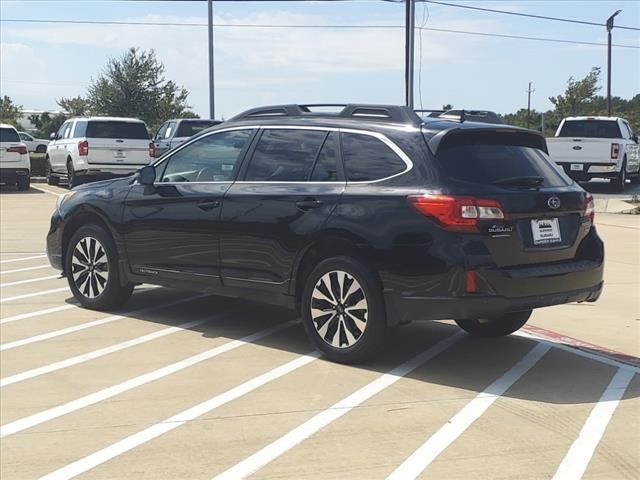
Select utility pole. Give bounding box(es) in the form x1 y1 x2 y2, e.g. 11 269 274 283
404 0 415 108
526 82 534 129
208 0 215 119
606 10 622 116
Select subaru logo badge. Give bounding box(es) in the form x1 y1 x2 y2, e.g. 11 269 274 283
548 196 561 209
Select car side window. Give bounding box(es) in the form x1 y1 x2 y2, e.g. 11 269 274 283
165 122 177 139
341 133 407 182
56 122 69 140
244 129 327 182
20 133 33 142
158 129 253 183
155 123 168 140
63 122 73 139
73 121 87 138
310 132 340 181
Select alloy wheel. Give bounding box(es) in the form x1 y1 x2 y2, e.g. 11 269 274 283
311 270 368 348
71 236 109 298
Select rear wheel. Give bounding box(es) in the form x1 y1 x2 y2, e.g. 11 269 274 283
610 158 626 192
35 144 47 154
16 175 30 191
454 310 532 338
301 257 387 364
65 225 134 310
67 161 82 189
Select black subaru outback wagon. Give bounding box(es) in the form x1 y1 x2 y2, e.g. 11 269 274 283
47 104 604 363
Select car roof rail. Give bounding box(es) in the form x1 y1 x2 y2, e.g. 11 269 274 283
229 104 423 125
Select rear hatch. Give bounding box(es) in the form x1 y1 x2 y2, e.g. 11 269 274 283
548 119 621 170
82 120 151 166
0 127 27 165
172 120 221 146
428 129 590 268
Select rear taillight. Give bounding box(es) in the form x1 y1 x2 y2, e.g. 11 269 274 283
78 140 89 156
7 146 28 155
149 142 156 158
408 195 505 232
611 143 620 159
584 193 595 224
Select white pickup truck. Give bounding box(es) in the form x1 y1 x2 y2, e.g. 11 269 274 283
547 116 640 191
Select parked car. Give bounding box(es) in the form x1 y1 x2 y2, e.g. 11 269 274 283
45 116 152 188
150 119 222 158
0 124 31 191
46 104 604 363
547 116 640 191
18 131 49 154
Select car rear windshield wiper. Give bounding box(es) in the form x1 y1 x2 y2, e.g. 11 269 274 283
493 176 545 187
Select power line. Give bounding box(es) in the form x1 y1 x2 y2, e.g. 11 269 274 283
425 0 640 32
2 18 638 49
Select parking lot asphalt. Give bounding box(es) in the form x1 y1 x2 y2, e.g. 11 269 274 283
1 185 638 480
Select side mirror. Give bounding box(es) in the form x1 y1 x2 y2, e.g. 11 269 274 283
633 134 638 144
139 165 156 186
50 132 57 140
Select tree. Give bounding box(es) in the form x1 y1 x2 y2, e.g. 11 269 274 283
28 113 68 139
0 95 22 128
57 96 90 117
549 67 601 116
86 47 195 131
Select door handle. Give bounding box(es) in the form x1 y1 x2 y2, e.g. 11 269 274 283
296 199 322 211
197 199 220 211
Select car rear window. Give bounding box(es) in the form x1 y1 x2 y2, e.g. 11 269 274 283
0 128 20 143
435 131 570 187
558 120 621 139
85 121 149 139
176 121 220 138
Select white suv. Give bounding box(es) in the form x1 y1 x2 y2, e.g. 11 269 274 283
0 124 31 191
45 117 152 188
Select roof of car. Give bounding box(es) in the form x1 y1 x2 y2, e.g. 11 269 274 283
563 116 622 121
70 116 146 123
165 118 221 123
0 123 18 130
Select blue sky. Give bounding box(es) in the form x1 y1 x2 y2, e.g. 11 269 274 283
1 0 638 121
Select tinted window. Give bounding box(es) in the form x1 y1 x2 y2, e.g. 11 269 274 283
63 122 73 139
19 133 33 141
86 121 149 139
165 122 177 139
159 129 253 183
245 129 326 181
310 132 340 181
73 121 87 138
436 132 569 187
558 120 621 139
56 122 69 140
0 128 20 143
341 133 407 182
176 120 220 138
155 123 168 140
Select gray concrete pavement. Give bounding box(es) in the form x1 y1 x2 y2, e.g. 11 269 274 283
1 186 638 480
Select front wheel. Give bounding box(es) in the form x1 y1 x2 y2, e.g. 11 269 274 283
17 175 30 191
65 225 133 310
46 159 59 185
454 310 532 338
301 256 387 364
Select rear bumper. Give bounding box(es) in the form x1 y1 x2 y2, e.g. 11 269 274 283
0 168 30 184
76 163 150 177
556 162 619 181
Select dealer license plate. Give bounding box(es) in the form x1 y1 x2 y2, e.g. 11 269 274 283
531 218 562 245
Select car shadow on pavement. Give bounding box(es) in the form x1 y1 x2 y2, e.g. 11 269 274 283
70 288 636 407
0 185 45 194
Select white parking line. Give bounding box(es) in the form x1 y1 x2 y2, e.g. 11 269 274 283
31 185 61 196
0 274 60 288
386 343 551 480
0 255 47 265
1 310 219 388
38 351 321 480
0 287 69 303
552 368 635 480
0 294 205 353
213 332 465 480
1 264 50 275
0 320 297 437
0 286 159 325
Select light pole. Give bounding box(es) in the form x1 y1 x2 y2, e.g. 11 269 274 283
606 9 621 117
404 0 415 108
208 0 215 119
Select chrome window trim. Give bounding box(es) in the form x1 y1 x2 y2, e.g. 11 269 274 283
151 124 413 186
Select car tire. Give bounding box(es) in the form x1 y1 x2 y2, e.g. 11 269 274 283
65 225 134 310
454 310 532 338
301 256 387 364
16 176 30 191
610 158 626 192
36 144 47 154
67 161 82 189
46 159 59 186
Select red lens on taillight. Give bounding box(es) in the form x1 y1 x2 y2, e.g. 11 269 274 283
78 140 89 156
584 193 595 224
408 195 505 232
465 270 477 293
7 146 28 155
149 142 156 158
611 143 620 159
